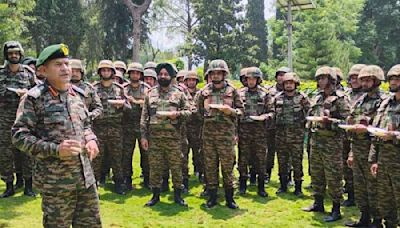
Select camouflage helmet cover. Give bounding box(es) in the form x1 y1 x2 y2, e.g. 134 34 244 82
144 61 157 70
387 64 400 80
333 67 344 81
348 64 366 77
143 69 157 80
97 60 116 75
176 70 188 79
3 40 24 61
282 72 300 85
358 65 385 81
240 67 248 77
208 59 230 75
315 66 337 81
275 66 291 77
69 59 85 74
184 70 199 81
114 61 127 72
127 62 144 73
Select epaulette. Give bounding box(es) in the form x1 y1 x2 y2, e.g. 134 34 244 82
22 65 35 75
71 84 86 97
27 83 47 99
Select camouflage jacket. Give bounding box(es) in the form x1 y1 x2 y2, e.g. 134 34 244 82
350 88 386 127
11 81 97 193
345 87 365 106
140 85 191 139
123 81 150 122
238 85 274 124
308 90 351 133
92 81 130 123
196 82 244 126
186 88 202 129
274 90 310 127
74 81 103 121
0 63 38 108
265 83 283 97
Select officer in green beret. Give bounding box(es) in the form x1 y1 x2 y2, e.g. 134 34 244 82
12 44 102 227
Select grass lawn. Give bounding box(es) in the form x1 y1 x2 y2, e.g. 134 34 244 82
0 146 358 227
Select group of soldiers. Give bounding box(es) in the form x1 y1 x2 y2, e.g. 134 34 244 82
1 40 400 228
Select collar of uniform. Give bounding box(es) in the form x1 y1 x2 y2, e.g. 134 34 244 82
47 83 76 97
5 63 24 73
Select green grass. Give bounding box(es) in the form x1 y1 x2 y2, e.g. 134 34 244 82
0 146 358 227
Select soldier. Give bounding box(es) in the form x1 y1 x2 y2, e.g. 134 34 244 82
0 41 37 197
114 60 127 76
237 67 272 197
140 62 190 207
184 70 203 182
345 65 385 227
334 67 345 91
92 60 129 194
113 70 128 86
303 66 351 222
12 44 101 227
239 67 248 88
265 66 291 183
196 59 244 209
70 59 103 121
342 64 366 207
369 64 400 228
143 69 157 88
123 62 150 190
274 73 310 196
144 61 157 71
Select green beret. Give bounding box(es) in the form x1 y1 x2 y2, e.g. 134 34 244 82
36 43 69 67
155 63 177 78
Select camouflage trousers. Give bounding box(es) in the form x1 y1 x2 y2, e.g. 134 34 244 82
92 122 124 182
343 138 353 190
148 127 183 189
122 123 148 179
238 123 267 179
181 125 189 179
275 126 304 182
186 124 202 175
0 112 33 182
41 185 101 228
310 132 343 203
265 129 276 174
376 143 400 226
203 121 236 190
352 139 379 218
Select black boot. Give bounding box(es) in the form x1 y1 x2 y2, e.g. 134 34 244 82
145 188 160 206
225 188 239 209
114 179 126 195
370 218 382 228
23 178 36 197
324 202 342 222
302 195 325 212
15 173 24 189
182 178 189 194
174 188 188 207
206 188 218 208
294 180 303 196
238 178 247 195
257 176 268 197
342 187 355 207
345 211 371 227
0 181 15 198
125 177 133 191
265 169 271 184
161 177 170 192
249 172 256 186
276 175 288 194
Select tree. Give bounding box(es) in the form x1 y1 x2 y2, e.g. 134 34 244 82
121 0 152 62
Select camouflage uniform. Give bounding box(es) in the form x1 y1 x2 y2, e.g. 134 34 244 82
73 81 103 121
274 73 310 195
0 41 38 197
368 66 400 228
123 75 150 189
237 67 273 197
11 43 101 227
196 59 244 209
304 66 351 222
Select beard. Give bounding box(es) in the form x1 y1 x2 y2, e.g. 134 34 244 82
8 57 20 64
130 79 140 83
284 88 295 93
70 79 80 83
158 78 172 87
362 86 374 92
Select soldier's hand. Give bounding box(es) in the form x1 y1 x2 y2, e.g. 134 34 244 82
168 111 180 120
220 105 233 115
370 163 378 177
86 140 99 161
16 88 28 97
59 140 82 158
353 124 367 134
141 139 149 151
347 156 353 168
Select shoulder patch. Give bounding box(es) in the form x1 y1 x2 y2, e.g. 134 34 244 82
27 83 47 99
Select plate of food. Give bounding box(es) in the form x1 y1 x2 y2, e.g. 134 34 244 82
367 127 388 137
107 99 125 105
156 111 174 116
338 124 356 131
208 104 226 109
7 87 19 93
249 115 266 121
306 116 324 122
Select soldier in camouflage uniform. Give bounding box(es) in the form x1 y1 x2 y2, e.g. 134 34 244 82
264 66 291 184
114 60 127 76
123 62 150 190
140 62 191 207
274 73 310 196
143 69 157 88
184 71 203 182
345 65 386 227
303 66 351 222
196 59 244 209
368 64 400 228
92 60 130 195
12 44 101 227
237 67 273 197
144 61 157 71
70 59 103 121
0 41 37 197
341 64 366 207
239 67 248 87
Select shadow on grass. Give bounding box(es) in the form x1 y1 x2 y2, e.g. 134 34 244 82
0 192 37 221
149 201 190 216
199 202 248 220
